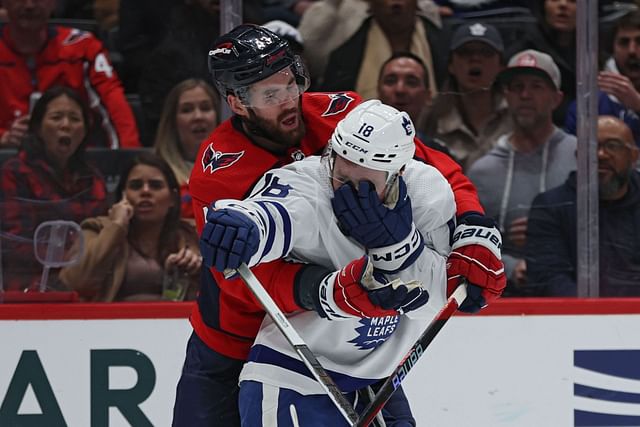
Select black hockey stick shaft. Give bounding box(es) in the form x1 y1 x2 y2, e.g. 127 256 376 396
235 263 359 425
356 284 468 427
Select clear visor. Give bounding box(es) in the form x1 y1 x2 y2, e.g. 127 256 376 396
238 62 310 109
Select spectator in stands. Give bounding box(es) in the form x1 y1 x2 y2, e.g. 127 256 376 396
137 0 264 144
377 52 432 137
527 116 640 296
507 0 577 126
423 22 512 171
376 51 450 156
0 86 108 291
154 79 219 220
0 0 140 149
319 0 448 100
298 0 441 87
467 49 577 295
59 152 201 301
565 10 640 146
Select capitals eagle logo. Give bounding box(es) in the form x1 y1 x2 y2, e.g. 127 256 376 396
321 93 355 117
201 144 244 173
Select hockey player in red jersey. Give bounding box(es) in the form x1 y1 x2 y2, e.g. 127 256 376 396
173 24 505 426
0 0 139 149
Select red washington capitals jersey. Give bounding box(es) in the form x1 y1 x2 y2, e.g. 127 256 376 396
188 91 483 359
0 25 139 148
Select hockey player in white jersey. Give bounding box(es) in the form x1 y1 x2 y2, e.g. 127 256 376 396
199 100 499 426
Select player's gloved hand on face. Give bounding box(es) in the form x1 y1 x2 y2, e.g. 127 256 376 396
199 207 260 272
331 177 413 248
314 255 429 320
446 214 506 313
331 178 424 274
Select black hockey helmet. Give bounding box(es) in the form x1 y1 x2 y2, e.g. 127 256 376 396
208 24 309 103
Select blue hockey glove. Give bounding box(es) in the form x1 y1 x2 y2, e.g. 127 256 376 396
331 178 413 248
199 208 260 272
331 178 424 273
367 274 429 315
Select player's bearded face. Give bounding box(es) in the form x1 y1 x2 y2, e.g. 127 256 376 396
246 100 306 148
239 67 307 148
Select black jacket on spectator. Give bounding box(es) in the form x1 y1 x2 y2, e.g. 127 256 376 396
117 0 176 93
320 16 449 94
137 2 263 145
137 3 218 146
526 170 640 296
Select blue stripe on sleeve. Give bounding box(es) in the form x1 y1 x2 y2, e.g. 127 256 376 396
254 200 292 259
269 201 292 258
255 201 276 259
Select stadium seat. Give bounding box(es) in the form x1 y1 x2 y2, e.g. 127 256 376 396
85 147 153 203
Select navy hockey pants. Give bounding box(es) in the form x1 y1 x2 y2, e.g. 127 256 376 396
172 333 244 427
239 380 415 426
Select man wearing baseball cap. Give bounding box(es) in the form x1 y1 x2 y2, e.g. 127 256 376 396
467 49 577 296
498 49 562 92
424 22 512 171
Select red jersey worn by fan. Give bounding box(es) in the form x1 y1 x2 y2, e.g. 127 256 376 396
0 26 139 148
189 91 484 360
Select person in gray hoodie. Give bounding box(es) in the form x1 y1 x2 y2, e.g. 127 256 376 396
467 49 577 295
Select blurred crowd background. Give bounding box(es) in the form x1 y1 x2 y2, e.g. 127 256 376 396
1 0 639 301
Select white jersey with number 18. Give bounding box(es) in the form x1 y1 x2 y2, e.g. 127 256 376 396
214 155 456 395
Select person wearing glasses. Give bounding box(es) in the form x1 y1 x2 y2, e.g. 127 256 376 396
59 151 201 301
526 116 640 296
467 49 577 296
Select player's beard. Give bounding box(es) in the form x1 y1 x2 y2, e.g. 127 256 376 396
245 102 306 149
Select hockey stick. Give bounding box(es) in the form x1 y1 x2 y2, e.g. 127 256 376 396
235 263 360 425
355 283 468 427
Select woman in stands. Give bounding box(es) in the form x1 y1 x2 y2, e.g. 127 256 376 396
154 78 218 219
0 86 107 291
59 152 201 301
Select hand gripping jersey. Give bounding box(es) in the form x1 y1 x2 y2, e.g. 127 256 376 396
214 156 456 394
188 91 483 360
0 25 139 148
